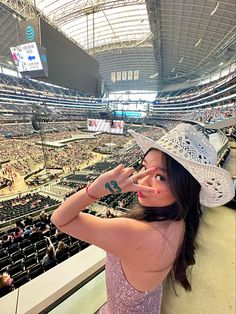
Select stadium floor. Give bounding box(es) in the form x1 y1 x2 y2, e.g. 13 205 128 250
0 151 104 197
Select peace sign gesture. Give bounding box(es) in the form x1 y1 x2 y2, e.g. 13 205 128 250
88 164 158 199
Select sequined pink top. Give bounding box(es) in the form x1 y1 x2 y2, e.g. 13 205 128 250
99 252 163 314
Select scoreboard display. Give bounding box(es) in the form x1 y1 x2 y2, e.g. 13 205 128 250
10 42 48 78
10 42 43 72
87 119 124 134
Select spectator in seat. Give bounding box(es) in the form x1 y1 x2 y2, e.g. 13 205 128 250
24 215 33 226
55 241 68 258
55 229 65 241
1 234 13 248
0 272 14 297
13 227 24 243
41 245 56 268
226 126 236 141
51 123 234 314
39 211 50 224
118 199 126 209
40 222 51 237
23 225 32 239
15 219 25 229
29 227 44 243
106 209 115 218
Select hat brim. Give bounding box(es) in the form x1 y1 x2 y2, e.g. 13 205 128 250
129 129 235 207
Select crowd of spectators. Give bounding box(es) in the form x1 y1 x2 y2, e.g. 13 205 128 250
0 177 12 191
0 193 60 222
0 72 94 100
0 130 132 179
0 120 86 138
0 208 93 297
0 139 43 176
59 126 167 204
0 119 234 297
0 130 135 187
156 73 235 103
182 104 235 124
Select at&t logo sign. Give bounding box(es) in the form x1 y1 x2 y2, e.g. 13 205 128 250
25 25 35 41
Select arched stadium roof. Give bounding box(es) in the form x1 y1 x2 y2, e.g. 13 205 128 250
0 0 235 93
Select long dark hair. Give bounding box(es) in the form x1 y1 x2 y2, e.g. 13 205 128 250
125 148 202 292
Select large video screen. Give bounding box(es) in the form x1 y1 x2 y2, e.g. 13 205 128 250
10 42 43 72
40 19 100 95
87 119 124 134
10 42 48 78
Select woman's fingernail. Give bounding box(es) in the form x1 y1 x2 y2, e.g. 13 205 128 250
152 167 158 172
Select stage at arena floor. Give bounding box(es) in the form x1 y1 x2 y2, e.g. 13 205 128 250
35 132 101 149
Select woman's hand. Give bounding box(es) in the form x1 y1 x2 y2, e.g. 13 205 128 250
88 164 158 199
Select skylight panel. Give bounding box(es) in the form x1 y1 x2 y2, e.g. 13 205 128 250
35 1 150 50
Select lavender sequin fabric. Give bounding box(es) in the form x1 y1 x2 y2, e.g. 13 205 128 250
99 253 163 314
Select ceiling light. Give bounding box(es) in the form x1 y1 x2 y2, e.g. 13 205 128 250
171 67 175 73
179 57 184 63
136 32 152 46
149 72 158 79
194 39 202 47
211 2 219 16
176 72 184 77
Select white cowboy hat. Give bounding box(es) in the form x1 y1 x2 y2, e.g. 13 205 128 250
129 123 235 207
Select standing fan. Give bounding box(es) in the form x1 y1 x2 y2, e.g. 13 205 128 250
31 105 49 171
32 112 43 131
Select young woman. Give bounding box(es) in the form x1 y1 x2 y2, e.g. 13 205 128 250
51 123 234 313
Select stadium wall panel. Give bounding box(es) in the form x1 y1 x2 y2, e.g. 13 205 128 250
39 18 100 95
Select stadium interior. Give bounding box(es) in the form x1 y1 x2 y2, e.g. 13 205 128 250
0 0 235 313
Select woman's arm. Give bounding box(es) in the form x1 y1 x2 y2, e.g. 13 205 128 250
51 164 156 227
51 164 125 227
50 186 96 228
51 165 157 258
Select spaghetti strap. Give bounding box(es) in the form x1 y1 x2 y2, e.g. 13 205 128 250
158 228 177 257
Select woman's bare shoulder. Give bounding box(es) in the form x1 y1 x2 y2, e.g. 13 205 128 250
124 220 185 270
